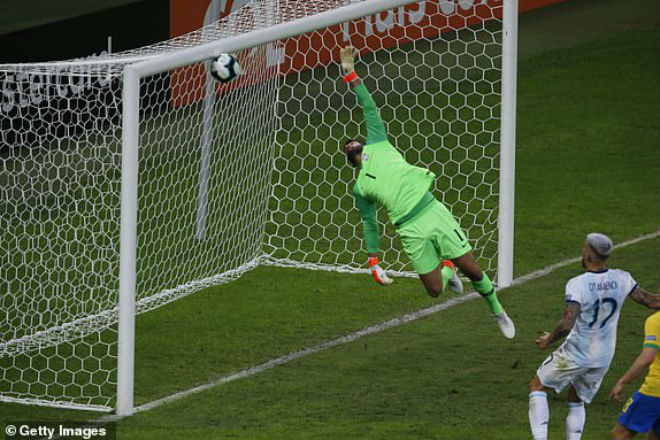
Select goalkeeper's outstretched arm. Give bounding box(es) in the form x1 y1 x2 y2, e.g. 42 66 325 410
339 46 387 145
341 46 392 286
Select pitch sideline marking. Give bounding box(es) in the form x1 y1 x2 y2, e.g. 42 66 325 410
97 230 660 422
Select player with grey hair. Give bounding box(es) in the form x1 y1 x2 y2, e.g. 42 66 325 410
527 233 660 440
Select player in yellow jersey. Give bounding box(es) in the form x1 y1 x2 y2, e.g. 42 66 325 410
610 311 660 439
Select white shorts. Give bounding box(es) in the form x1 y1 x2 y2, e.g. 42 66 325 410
536 349 610 404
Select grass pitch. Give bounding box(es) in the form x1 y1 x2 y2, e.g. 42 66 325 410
0 0 659 438
114 238 660 440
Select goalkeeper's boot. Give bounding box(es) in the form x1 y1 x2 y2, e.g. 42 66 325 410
495 310 516 339
441 260 463 295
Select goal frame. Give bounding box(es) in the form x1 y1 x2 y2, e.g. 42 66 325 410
118 0 517 416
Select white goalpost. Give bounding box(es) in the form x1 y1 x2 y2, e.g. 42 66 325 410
0 0 516 415
498 0 517 289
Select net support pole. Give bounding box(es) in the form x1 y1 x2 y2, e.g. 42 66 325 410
195 0 224 240
497 0 518 288
117 66 139 416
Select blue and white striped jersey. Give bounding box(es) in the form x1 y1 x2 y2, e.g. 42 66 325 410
559 269 637 368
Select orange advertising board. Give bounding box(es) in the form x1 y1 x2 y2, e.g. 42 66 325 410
171 0 572 39
169 0 571 105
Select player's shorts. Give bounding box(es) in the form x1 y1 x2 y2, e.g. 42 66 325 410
397 199 472 275
536 349 609 404
617 391 660 435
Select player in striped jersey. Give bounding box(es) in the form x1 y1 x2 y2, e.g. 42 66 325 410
528 233 660 440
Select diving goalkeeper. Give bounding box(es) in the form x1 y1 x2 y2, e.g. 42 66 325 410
340 46 515 339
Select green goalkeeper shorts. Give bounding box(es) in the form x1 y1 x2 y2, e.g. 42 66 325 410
397 199 473 275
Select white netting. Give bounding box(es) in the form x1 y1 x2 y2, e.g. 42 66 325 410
0 0 502 411
0 73 122 410
265 4 501 273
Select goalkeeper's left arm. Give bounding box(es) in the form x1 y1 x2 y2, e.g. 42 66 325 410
339 46 387 146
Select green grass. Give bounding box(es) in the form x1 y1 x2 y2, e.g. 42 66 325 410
517 0 660 61
114 238 660 440
0 0 659 437
3 237 657 439
514 25 660 275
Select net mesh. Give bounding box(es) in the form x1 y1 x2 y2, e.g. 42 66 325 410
265 4 501 273
0 0 502 410
0 74 122 410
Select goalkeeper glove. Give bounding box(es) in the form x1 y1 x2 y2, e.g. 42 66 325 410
340 45 358 75
368 256 393 286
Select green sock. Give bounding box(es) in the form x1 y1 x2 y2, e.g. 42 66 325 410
472 273 503 315
441 265 453 293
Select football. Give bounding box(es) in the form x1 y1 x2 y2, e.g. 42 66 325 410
209 53 242 83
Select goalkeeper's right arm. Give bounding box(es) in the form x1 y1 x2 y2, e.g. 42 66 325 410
353 184 393 286
340 46 387 145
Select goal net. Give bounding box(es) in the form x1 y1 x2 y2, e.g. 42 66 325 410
0 0 507 412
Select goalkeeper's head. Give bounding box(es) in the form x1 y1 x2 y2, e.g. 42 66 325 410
343 139 364 167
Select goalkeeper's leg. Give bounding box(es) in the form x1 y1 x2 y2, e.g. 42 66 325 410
452 252 501 313
419 260 462 297
398 199 515 337
421 199 515 337
452 251 515 339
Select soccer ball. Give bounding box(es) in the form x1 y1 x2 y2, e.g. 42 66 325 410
209 53 242 83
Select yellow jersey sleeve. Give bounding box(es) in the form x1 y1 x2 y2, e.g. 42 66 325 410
644 312 660 349
639 312 660 398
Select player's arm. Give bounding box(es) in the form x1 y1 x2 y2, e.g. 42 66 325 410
339 46 388 145
609 346 658 401
353 186 392 286
629 286 660 309
610 314 659 400
535 301 580 350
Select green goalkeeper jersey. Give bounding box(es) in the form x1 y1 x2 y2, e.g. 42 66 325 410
352 83 436 253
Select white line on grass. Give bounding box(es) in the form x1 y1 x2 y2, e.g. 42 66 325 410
513 230 660 285
96 230 660 422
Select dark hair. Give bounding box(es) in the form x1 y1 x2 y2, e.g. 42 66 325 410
343 138 357 147
343 139 363 167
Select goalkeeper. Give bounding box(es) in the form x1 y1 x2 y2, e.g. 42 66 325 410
340 46 515 339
